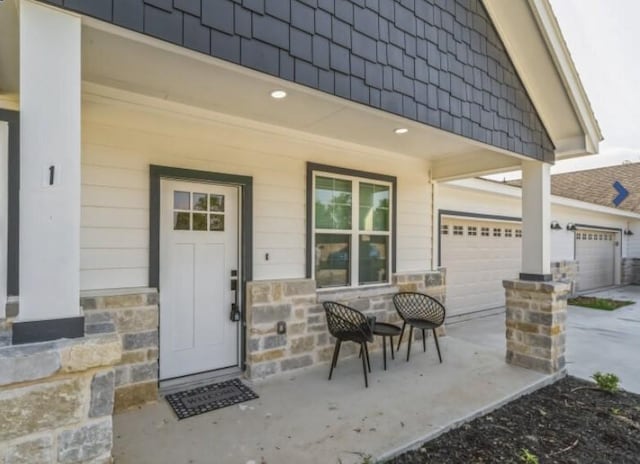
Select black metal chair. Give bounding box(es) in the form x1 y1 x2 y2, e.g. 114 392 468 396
323 301 374 388
393 292 446 363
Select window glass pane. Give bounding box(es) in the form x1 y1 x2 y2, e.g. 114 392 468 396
210 214 225 231
359 183 389 231
174 191 190 210
193 213 207 231
315 176 352 230
193 193 207 211
210 194 225 212
315 234 350 288
359 235 388 285
174 212 190 230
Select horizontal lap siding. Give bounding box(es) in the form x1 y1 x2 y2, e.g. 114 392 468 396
627 230 640 257
80 99 432 290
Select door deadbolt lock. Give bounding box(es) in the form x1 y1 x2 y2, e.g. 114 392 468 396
230 303 241 322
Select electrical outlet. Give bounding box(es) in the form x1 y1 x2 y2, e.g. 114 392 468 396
276 321 286 334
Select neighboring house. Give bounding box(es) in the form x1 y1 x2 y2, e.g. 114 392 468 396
0 1 602 461
438 167 640 318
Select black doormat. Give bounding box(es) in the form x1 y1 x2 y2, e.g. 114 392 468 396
165 378 259 420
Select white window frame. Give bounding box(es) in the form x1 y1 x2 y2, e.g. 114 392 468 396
311 170 393 290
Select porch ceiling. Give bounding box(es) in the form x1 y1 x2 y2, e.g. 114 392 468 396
0 4 525 179
79 22 521 176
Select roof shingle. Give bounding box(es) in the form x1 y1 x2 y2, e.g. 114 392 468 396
507 163 640 213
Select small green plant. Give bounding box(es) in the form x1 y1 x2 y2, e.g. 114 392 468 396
611 407 622 415
592 372 620 393
519 448 539 464
359 454 374 464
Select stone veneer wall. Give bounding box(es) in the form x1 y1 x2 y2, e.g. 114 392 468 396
622 257 640 285
80 289 159 413
550 260 578 295
245 271 446 380
503 280 569 374
0 334 122 463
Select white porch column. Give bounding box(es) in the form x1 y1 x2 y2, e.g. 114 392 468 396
18 1 81 322
0 121 7 317
520 160 551 280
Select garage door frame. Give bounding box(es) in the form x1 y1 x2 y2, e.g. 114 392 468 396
437 209 522 267
573 222 622 291
438 209 524 317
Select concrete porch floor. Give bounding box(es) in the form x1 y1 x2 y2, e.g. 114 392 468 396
444 285 640 394
113 331 554 464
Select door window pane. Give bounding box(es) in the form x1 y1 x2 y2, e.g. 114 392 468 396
359 183 389 231
192 213 207 231
358 235 388 285
174 212 190 230
315 176 352 230
193 193 208 211
174 191 190 210
210 214 225 231
210 194 225 212
315 234 350 288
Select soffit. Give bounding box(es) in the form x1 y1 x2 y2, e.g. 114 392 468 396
82 25 496 162
483 0 601 158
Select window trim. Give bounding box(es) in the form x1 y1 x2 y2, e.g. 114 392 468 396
306 163 397 286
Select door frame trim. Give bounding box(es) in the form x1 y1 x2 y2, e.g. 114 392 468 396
150 165 253 371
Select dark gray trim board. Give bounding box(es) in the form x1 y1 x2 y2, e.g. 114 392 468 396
39 0 554 162
519 273 552 282
437 209 522 267
0 109 19 297
306 162 397 280
149 165 253 371
574 224 623 233
12 316 85 345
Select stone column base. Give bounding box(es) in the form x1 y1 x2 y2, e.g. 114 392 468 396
503 279 569 374
0 334 122 463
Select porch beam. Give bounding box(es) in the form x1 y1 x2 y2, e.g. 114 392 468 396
431 151 521 182
17 1 82 329
520 160 551 280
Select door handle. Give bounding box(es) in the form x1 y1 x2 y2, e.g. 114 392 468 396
230 270 240 322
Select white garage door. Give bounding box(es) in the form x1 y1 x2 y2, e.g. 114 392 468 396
441 217 522 316
575 229 616 291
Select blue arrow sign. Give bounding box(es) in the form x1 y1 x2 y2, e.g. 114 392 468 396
613 181 629 207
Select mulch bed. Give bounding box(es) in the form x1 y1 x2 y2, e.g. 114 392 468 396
387 376 640 464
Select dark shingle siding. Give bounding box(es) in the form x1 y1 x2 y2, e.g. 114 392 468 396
40 0 554 161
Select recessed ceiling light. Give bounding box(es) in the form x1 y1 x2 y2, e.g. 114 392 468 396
394 127 409 134
270 90 287 99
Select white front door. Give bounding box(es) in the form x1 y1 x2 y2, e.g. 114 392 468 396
160 179 240 380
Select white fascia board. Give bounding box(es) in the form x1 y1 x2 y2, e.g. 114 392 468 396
445 178 640 220
528 0 603 152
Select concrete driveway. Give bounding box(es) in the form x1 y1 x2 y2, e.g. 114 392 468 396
448 285 640 394
566 286 640 393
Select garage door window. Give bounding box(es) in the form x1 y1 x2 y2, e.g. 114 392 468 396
312 171 393 289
